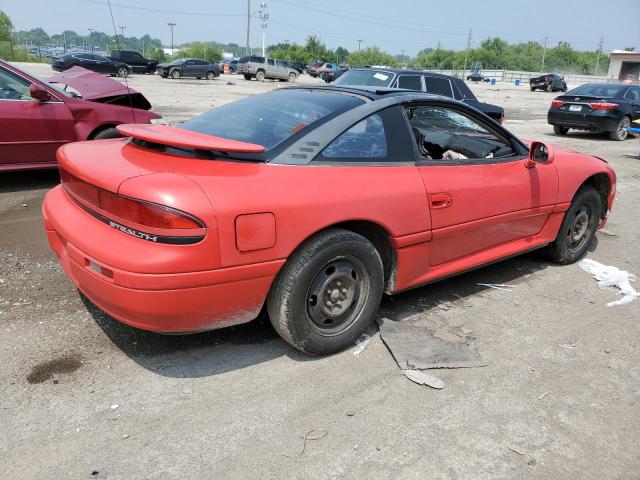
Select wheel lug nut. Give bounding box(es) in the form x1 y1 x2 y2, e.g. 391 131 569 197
341 288 347 294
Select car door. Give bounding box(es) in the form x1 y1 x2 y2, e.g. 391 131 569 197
0 66 76 166
405 102 558 266
623 87 640 118
181 60 195 77
276 60 288 79
195 60 209 77
266 59 277 78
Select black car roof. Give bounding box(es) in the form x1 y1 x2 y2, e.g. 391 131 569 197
345 67 462 80
282 84 453 102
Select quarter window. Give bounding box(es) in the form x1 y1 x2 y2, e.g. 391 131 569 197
322 114 387 159
405 105 515 160
624 87 640 101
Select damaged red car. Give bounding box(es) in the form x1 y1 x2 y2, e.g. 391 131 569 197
43 86 616 355
0 61 164 171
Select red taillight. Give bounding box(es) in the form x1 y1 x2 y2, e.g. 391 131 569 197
60 169 203 230
551 100 565 108
589 102 618 111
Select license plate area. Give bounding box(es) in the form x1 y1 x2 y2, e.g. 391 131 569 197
569 105 582 112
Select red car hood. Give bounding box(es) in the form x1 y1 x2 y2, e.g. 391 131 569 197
49 67 152 111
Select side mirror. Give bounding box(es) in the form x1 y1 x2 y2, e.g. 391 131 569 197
525 141 554 168
29 84 52 102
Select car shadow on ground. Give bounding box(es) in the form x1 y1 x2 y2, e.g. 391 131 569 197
0 169 60 194
85 242 595 379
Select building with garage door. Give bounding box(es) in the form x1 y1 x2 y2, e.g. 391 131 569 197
607 50 640 82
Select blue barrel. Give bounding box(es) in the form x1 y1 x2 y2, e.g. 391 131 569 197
515 79 521 86
491 78 496 85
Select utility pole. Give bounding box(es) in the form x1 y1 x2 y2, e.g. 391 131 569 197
88 28 95 52
118 26 126 49
63 30 67 54
246 0 251 56
541 36 548 72
595 36 603 75
259 2 268 57
167 23 176 55
357 39 362 51
463 28 471 78
401 49 405 68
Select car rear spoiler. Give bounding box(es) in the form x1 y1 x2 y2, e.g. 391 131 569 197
116 124 266 153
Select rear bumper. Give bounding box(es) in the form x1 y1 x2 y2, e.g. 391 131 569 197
43 186 283 333
548 111 620 132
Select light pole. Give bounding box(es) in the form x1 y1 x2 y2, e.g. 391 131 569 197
259 2 268 57
88 28 95 53
357 39 362 51
167 22 176 55
118 26 126 49
401 49 405 68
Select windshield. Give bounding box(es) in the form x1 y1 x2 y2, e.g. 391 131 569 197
334 70 394 87
567 84 624 98
180 89 364 151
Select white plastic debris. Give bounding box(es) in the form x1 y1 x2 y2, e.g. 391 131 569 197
477 283 516 291
402 370 445 389
110 404 119 410
579 259 639 307
352 334 371 357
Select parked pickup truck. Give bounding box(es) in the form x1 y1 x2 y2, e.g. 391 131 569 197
237 55 298 82
109 50 158 74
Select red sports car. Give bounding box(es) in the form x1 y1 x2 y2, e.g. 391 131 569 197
42 86 616 355
0 61 163 171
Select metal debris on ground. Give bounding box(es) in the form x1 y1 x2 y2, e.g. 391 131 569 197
285 429 328 457
377 318 487 370
477 283 516 291
578 258 639 307
402 369 445 389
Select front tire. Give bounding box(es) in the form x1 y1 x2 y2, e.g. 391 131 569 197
256 70 265 81
287 72 297 82
92 127 121 140
170 69 181 79
609 117 630 141
553 125 569 135
267 229 384 356
117 67 129 78
243 73 252 80
545 187 601 265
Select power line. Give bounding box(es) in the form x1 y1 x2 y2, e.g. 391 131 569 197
79 0 245 18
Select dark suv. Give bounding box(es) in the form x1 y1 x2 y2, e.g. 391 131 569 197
530 74 567 92
109 50 158 74
334 68 504 123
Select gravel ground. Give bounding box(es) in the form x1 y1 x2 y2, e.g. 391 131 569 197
1 63 639 480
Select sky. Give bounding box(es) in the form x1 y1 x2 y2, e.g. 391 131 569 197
3 0 640 55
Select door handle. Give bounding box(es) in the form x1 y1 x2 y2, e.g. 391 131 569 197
429 193 453 209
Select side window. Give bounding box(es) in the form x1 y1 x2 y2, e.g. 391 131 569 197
396 75 422 91
267 59 275 66
322 114 387 160
423 76 453 98
276 60 285 67
185 60 194 66
625 87 640 101
404 105 516 161
0 68 31 100
196 60 208 65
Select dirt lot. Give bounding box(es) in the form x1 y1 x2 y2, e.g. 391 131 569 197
1 63 639 480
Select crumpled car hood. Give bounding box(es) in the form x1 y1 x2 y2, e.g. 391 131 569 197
48 66 152 110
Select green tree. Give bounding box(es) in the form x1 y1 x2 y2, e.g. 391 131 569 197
0 10 13 41
347 47 397 67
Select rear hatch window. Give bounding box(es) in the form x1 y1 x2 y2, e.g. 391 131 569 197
180 89 364 153
566 84 624 98
334 70 393 87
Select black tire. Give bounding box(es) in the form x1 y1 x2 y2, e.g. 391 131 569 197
609 116 630 141
256 70 265 81
170 69 181 79
206 71 215 80
117 67 129 78
545 187 601 265
553 125 569 135
530 87 536 91
546 83 553 92
92 127 121 140
562 85 568 92
287 72 297 82
267 229 384 356
243 73 252 80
